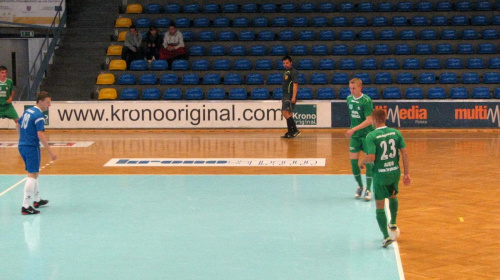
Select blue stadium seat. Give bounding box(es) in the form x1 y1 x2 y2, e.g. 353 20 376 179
208 45 225 56
352 16 368 26
445 58 463 69
181 74 199 85
135 18 151 28
441 29 458 40
267 73 283 85
439 72 458 83
272 17 288 27
229 45 246 56
380 29 397 40
417 1 433 11
484 72 500 83
318 30 335 40
415 44 433 55
318 2 335 12
363 87 379 99
311 45 328 55
249 45 267 56
436 44 453 54
332 73 349 84
191 59 209 71
254 59 272 70
391 16 408 26
145 3 162 14
399 30 416 40
280 3 297 13
229 88 247 100
185 88 204 100
316 88 335 99
471 15 488 26
138 73 157 85
437 1 452 11
165 3 181 13
154 18 170 28
218 31 235 41
353 73 371 84
241 3 257 13
253 17 269 27
142 88 161 100
292 17 308 27
339 30 356 40
394 44 411 55
310 73 328 84
338 2 355 12
318 59 335 70
297 59 314 70
402 58 420 69
456 1 473 11
213 59 230 71
339 59 356 70
332 44 348 55
457 43 474 54
203 3 219 13
382 87 402 99
357 2 374 12
117 74 136 85
360 58 377 70
396 72 414 84
193 17 209 28
405 87 424 99
427 87 446 99
275 60 285 71
424 58 442 69
233 59 252 70
224 74 242 85
222 3 238 13
246 74 264 85
488 58 500 69
272 88 283 99
493 15 500 25
467 58 485 69
278 30 295 41
377 2 393 11
418 73 437 84
239 31 255 41
189 46 205 56
450 87 469 99
183 4 200 13
270 45 287 56
338 88 351 99
372 16 388 26
160 73 178 85
461 72 480 83
471 87 490 98
482 29 498 39
420 29 437 40
381 58 399 69
451 15 468 26
298 30 315 41
359 30 376 40
495 88 500 99
373 44 390 55
129 60 148 71
476 1 492 10
411 16 428 26
202 73 221 85
297 88 313 99
332 16 348 27
250 88 269 99
290 45 308 56
353 44 370 55
120 88 139 100
258 31 275 41
171 60 189 71
174 17 190 28
478 43 495 54
312 17 328 27
374 72 393 84
233 17 250 27
260 3 276 13
431 16 448 26
163 88 182 100
198 31 215 41
207 88 225 100
461 29 478 40
182 31 194 42
299 3 316 12
397 2 413 11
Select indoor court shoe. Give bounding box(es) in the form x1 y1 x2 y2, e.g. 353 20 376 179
388 224 398 231
355 187 363 198
34 199 49 208
382 237 394 247
281 132 293 138
292 130 301 138
22 206 40 215
364 190 372 201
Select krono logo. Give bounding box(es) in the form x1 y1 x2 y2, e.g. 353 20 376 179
455 105 500 127
374 105 428 127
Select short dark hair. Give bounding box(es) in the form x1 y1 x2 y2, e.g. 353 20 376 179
36 91 51 103
169 23 176 28
282 55 292 62
129 25 136 30
0 65 7 71
372 109 387 124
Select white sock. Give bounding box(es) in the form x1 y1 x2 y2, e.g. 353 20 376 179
23 178 36 208
34 178 40 202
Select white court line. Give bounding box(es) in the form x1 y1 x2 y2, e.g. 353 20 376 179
0 178 27 198
385 199 405 280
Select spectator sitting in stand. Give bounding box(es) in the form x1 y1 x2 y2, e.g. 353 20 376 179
145 26 162 62
159 23 188 68
121 25 145 69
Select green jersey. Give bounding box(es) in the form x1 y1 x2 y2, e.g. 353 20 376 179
365 126 406 175
346 94 374 138
0 78 14 105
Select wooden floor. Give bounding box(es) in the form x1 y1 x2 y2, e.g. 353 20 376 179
1 128 499 279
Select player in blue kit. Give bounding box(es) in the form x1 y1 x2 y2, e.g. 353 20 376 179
17 91 57 215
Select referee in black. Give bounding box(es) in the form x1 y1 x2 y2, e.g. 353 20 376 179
281 55 300 138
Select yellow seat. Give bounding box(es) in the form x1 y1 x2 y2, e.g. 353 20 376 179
109 60 127 71
125 4 143 13
96 73 115 85
106 45 123 56
115 17 132 27
117 31 127 42
98 88 118 100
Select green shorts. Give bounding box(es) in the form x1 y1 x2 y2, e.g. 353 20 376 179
0 104 19 120
373 171 401 200
349 136 366 153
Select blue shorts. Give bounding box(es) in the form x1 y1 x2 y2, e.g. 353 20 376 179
19 146 41 173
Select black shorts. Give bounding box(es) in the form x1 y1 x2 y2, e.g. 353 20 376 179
282 99 295 112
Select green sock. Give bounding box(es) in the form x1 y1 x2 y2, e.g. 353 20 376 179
376 208 390 238
365 163 373 192
350 159 363 187
389 198 398 225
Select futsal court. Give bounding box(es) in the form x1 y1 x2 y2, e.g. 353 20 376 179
0 129 498 279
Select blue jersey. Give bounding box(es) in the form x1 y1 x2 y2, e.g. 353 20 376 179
18 106 45 147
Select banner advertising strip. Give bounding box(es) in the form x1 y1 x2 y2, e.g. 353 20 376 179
104 158 326 167
0 141 94 148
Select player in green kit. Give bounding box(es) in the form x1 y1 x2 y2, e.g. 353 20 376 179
0 66 19 124
345 78 374 200
360 109 411 247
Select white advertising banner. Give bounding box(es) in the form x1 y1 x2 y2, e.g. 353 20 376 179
0 0 64 26
1 101 332 129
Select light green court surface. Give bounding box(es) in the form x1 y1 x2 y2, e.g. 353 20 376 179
0 175 402 280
